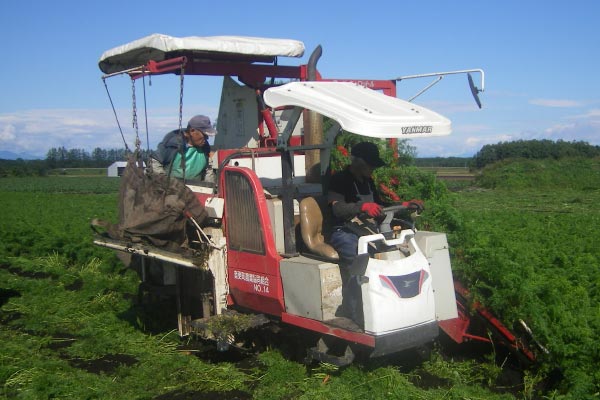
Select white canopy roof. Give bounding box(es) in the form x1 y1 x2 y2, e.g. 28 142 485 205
263 82 451 139
99 33 306 74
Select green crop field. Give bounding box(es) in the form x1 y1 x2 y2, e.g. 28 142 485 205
0 159 598 399
47 168 108 177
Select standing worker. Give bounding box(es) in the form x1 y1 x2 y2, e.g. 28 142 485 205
151 115 217 180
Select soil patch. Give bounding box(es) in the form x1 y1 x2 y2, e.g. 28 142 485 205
409 370 451 389
64 278 83 291
0 287 21 306
180 340 252 364
0 310 22 324
68 353 138 374
0 287 22 324
0 263 56 280
45 333 78 350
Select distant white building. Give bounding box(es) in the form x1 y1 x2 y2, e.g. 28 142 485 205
107 161 128 177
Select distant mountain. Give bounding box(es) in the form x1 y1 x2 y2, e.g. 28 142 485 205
0 151 42 160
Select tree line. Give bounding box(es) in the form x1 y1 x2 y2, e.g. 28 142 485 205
0 147 134 177
472 139 600 169
2 139 599 177
45 147 131 169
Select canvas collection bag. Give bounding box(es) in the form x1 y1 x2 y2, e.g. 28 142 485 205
95 156 208 252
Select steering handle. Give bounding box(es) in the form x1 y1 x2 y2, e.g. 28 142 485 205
381 204 409 214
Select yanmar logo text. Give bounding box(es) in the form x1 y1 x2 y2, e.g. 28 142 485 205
402 126 433 134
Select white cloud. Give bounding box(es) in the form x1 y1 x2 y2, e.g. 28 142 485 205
521 107 600 145
0 124 16 142
529 98 583 108
569 108 600 120
1 101 598 160
465 133 514 148
0 109 126 156
0 105 217 157
542 120 600 144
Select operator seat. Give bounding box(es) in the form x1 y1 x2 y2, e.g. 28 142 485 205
299 197 339 261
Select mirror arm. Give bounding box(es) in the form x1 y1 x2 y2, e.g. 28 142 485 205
396 68 485 92
407 76 444 102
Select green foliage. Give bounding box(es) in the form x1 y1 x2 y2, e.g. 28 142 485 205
2 161 600 398
45 146 132 169
451 164 600 397
475 157 600 190
423 351 502 388
0 159 49 177
374 166 448 202
329 132 459 233
47 167 107 176
1 146 143 176
330 132 416 173
0 176 521 400
0 178 251 399
251 351 514 400
0 176 121 193
201 312 266 344
472 139 600 169
252 351 309 399
0 189 118 263
372 166 463 233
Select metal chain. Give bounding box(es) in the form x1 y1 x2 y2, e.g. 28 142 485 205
131 78 141 152
142 72 150 154
178 64 186 179
178 64 185 131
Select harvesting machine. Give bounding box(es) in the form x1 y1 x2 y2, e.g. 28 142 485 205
94 34 535 365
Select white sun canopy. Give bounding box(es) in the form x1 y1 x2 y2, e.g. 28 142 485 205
263 82 452 139
99 33 306 74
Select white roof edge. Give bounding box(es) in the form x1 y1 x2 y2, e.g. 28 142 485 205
99 33 305 74
263 82 451 139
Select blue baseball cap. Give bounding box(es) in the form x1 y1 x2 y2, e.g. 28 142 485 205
187 115 217 135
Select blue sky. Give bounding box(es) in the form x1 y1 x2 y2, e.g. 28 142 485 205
1 1 599 158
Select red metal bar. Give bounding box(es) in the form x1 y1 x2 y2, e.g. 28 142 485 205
454 281 518 342
148 57 187 74
255 90 279 146
463 333 493 343
448 280 536 361
282 313 376 348
129 57 304 86
129 57 187 80
185 61 302 86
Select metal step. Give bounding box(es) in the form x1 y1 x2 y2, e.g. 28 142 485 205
306 337 355 367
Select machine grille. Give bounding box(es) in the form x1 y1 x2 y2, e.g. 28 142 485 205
224 170 265 254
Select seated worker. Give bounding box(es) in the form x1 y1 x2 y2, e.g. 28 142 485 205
152 115 216 180
328 141 422 263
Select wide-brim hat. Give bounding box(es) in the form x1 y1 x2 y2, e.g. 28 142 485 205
351 141 385 168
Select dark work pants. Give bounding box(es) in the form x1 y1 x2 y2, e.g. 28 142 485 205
330 228 359 263
330 228 365 325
